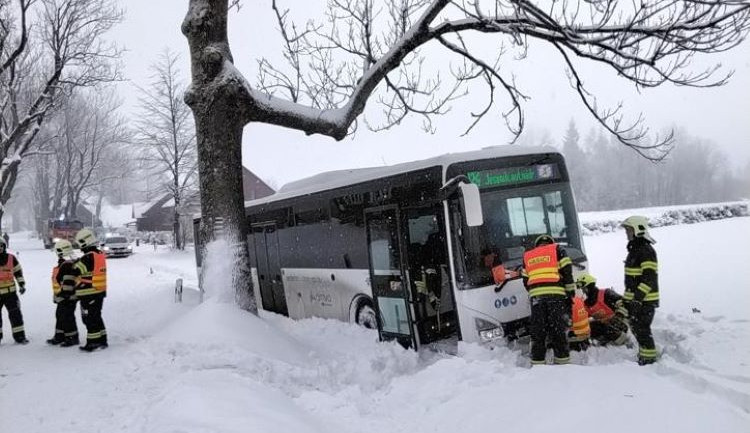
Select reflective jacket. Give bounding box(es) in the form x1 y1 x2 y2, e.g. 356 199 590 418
623 238 659 306
52 259 78 303
522 243 575 298
0 253 24 295
74 250 107 297
570 297 591 341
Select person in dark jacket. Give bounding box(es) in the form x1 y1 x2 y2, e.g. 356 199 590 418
73 228 108 352
47 240 80 347
621 216 660 365
576 273 630 346
0 237 28 344
522 234 576 365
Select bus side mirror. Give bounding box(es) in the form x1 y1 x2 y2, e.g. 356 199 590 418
459 182 483 227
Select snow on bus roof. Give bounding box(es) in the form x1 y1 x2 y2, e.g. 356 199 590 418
246 145 558 207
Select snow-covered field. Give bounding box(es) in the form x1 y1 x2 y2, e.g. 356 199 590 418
2 217 749 433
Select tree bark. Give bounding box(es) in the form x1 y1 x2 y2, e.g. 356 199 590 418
183 0 255 311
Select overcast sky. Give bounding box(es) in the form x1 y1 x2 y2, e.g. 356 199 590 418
112 0 750 188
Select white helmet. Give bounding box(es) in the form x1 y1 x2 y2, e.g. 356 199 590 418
54 240 74 257
621 215 656 244
75 228 98 249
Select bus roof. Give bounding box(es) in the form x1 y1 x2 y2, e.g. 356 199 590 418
246 145 559 207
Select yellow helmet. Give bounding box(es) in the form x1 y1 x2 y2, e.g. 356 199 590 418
54 240 74 257
75 228 98 249
576 273 597 289
621 215 656 244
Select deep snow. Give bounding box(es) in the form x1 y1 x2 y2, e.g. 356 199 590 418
1 217 749 433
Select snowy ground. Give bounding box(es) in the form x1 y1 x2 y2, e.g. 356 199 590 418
2 217 749 433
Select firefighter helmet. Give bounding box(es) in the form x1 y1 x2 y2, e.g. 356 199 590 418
621 215 656 244
576 273 597 289
534 234 555 247
75 228 98 249
54 240 74 257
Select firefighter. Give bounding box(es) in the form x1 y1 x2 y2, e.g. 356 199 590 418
0 237 28 344
621 216 660 365
568 295 591 351
522 234 576 365
576 273 630 346
73 229 108 352
47 240 79 347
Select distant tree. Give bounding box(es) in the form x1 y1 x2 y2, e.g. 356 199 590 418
0 0 122 231
183 0 750 311
136 50 198 250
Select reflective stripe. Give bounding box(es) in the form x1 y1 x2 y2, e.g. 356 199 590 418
644 292 660 302
565 284 576 293
530 360 546 365
528 286 567 297
11 325 24 333
641 261 658 271
624 267 642 276
558 257 572 268
88 331 104 338
554 356 570 365
637 283 652 294
77 288 98 296
623 291 634 300
0 287 16 294
639 348 658 359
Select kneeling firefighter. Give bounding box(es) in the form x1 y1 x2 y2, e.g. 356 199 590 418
522 234 576 365
576 273 630 346
47 240 79 347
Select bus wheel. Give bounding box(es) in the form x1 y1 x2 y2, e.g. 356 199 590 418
356 301 377 329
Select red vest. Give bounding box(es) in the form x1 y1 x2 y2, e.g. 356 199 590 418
586 289 615 322
0 255 15 290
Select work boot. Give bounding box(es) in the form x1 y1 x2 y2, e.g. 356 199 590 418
47 337 64 345
15 338 29 345
60 337 79 347
79 342 107 352
638 357 657 366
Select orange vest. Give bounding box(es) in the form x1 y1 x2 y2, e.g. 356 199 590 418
78 251 107 295
52 266 61 295
586 289 615 322
0 255 15 290
571 297 590 340
523 244 561 285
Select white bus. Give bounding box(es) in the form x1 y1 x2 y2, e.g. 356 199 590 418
238 145 586 349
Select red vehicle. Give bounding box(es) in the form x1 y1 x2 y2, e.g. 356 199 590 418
43 220 84 249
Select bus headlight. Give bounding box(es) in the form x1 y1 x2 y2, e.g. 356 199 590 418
52 237 61 243
475 317 504 341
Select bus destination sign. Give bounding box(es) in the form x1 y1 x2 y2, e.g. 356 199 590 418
466 163 559 189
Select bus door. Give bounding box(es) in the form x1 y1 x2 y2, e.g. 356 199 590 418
252 223 289 316
365 206 418 349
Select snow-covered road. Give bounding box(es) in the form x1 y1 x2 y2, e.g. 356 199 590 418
2 218 749 433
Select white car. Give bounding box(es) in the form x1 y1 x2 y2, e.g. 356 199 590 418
102 236 133 258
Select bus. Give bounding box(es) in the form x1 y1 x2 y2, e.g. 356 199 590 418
236 146 586 349
43 219 84 249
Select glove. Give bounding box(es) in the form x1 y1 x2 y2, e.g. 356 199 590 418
18 285 26 295
627 300 642 316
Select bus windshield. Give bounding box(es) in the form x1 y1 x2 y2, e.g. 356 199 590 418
450 181 582 290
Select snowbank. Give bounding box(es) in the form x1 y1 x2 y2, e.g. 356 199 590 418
580 201 748 235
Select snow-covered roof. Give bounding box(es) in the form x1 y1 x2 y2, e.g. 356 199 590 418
246 145 558 207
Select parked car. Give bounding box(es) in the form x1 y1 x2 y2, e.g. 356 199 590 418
102 236 133 258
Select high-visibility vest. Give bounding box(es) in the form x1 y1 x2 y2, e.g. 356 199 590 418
0 255 16 291
523 244 560 285
52 266 61 295
571 297 590 341
78 251 107 296
586 289 615 322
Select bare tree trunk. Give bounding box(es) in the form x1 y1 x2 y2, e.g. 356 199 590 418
173 196 182 250
183 0 254 311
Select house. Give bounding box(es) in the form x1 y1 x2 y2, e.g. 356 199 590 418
135 167 274 232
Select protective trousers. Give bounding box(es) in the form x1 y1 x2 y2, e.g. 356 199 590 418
529 296 570 364
629 304 656 362
0 292 26 342
54 300 79 342
80 296 107 345
590 320 627 345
